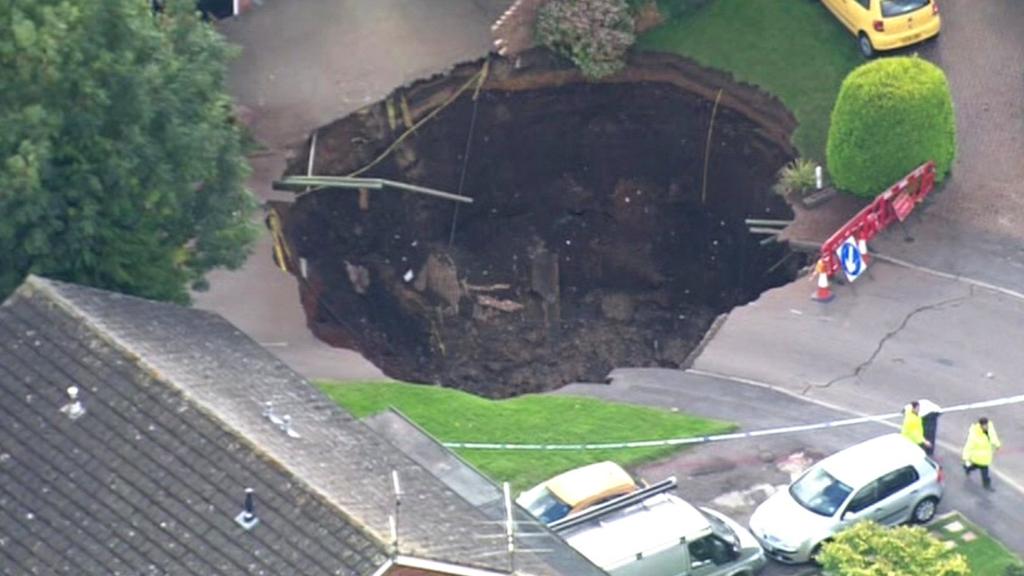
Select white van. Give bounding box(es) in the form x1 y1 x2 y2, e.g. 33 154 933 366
559 492 766 576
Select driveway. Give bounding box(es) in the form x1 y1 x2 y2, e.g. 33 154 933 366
871 0 1024 290
560 368 1024 573
193 0 511 380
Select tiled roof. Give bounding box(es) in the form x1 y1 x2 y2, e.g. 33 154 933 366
0 277 603 576
0 277 386 575
365 410 607 576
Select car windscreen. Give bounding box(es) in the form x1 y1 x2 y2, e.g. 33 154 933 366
882 0 929 18
789 468 853 517
521 488 572 523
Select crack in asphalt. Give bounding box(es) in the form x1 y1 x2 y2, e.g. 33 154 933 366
803 285 976 394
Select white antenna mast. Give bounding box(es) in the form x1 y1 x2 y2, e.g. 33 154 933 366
391 470 402 555
503 482 515 574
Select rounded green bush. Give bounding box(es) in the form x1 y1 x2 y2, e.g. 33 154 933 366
826 57 956 197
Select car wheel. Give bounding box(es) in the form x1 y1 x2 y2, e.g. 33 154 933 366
858 33 875 58
810 541 829 565
912 497 939 524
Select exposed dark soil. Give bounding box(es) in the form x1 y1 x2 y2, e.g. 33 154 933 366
275 50 805 397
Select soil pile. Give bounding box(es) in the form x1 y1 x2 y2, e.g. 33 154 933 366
276 51 804 397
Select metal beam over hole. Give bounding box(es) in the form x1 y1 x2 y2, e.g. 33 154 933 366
274 175 473 204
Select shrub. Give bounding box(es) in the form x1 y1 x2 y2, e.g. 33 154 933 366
826 56 956 197
818 522 969 576
537 0 636 78
773 158 818 196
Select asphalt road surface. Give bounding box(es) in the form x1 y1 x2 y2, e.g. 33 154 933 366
560 368 1024 574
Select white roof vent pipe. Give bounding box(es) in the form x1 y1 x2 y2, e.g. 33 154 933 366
60 386 86 420
235 488 259 530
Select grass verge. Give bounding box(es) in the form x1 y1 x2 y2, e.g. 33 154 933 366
318 380 734 491
930 512 1024 575
638 0 862 161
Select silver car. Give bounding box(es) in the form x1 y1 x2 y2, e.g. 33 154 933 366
748 433 944 564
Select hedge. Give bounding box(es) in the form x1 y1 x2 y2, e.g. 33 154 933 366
826 57 956 197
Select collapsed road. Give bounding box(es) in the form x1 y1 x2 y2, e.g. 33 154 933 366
271 50 807 397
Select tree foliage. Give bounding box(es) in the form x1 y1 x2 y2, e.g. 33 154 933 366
826 56 955 197
537 0 636 78
0 0 257 303
818 521 969 576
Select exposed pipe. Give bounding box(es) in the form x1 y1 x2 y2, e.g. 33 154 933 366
274 176 473 204
744 218 792 227
700 88 724 206
747 227 783 235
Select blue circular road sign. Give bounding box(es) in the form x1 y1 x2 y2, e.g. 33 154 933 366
838 240 863 279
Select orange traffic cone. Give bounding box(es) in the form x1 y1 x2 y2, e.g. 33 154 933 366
857 237 871 265
811 260 834 302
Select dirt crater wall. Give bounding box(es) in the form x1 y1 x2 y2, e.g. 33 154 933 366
275 50 803 397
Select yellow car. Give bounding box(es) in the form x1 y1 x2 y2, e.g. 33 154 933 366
515 461 638 524
821 0 941 58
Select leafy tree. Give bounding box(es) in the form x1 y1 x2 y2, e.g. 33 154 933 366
537 0 636 78
818 521 969 576
0 0 257 303
826 56 956 197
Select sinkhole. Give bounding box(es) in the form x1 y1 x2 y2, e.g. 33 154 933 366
273 51 807 397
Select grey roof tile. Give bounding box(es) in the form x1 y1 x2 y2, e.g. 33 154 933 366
1 277 603 576
0 280 387 575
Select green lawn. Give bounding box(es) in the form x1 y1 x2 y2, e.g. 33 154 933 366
930 513 1024 575
639 0 863 161
318 380 734 491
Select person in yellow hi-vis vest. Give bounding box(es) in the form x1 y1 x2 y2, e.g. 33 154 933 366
901 401 931 451
963 417 1001 491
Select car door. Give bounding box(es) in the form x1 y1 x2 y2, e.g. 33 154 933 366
845 0 875 35
841 479 884 526
873 465 921 524
822 0 864 33
687 533 740 576
841 466 921 526
820 0 850 31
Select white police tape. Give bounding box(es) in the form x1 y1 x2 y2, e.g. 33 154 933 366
441 393 1024 451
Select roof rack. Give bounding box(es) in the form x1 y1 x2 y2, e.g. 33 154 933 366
548 476 677 533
